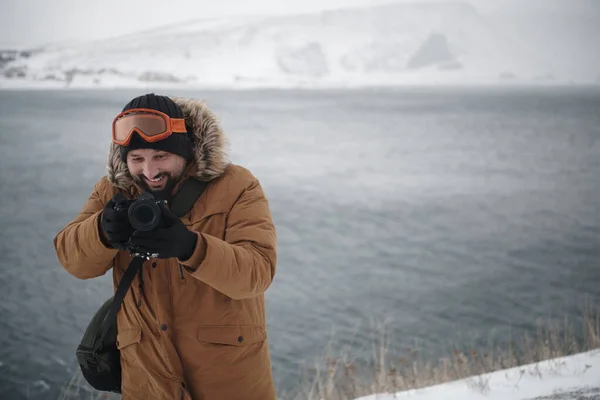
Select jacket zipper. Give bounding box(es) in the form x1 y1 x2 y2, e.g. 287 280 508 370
178 264 186 283
180 382 188 400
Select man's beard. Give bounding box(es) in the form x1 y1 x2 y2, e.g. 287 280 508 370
134 172 181 201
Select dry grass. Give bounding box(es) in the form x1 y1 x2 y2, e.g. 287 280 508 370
277 303 600 400
57 304 600 400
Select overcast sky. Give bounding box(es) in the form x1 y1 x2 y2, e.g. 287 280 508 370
0 0 393 47
1 0 596 48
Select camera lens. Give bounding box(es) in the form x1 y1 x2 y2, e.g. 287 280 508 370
128 200 161 231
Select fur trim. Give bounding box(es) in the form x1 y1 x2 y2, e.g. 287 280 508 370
107 96 230 190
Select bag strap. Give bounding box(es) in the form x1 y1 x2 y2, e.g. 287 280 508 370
96 178 209 351
97 256 143 350
170 178 208 217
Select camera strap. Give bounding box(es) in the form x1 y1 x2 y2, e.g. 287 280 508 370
96 177 209 352
170 178 209 217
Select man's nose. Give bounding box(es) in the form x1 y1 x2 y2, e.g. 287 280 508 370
143 163 160 179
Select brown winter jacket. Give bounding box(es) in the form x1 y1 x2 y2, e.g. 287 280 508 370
53 97 277 400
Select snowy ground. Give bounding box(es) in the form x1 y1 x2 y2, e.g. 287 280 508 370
355 350 600 400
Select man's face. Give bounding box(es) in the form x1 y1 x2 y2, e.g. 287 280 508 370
126 148 187 198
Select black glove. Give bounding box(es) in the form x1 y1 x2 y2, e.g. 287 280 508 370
100 193 134 250
129 204 198 260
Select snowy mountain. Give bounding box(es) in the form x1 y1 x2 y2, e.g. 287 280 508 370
1 2 599 89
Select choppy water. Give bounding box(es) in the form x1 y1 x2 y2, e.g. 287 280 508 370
0 87 599 400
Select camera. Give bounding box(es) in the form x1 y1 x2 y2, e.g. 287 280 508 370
115 192 167 232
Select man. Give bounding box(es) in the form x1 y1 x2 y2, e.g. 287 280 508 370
53 93 277 400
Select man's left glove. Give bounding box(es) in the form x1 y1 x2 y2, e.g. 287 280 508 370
129 204 198 260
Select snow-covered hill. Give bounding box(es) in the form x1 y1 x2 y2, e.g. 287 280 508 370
356 350 600 400
1 2 599 89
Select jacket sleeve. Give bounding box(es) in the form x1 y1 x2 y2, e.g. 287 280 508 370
53 178 118 279
179 178 277 300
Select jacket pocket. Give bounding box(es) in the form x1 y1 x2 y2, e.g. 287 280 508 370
116 327 150 392
116 327 141 349
116 327 142 365
197 326 266 347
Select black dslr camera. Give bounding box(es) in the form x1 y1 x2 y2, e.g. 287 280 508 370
114 192 167 232
114 192 167 259
127 192 168 232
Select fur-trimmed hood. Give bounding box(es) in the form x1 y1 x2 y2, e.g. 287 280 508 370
107 96 230 191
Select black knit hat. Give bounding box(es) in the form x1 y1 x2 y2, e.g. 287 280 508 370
119 93 194 162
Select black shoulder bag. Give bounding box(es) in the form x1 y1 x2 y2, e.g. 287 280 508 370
75 178 208 393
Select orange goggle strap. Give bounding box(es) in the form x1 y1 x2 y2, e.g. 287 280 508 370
112 108 188 145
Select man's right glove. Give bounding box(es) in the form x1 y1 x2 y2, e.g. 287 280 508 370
100 193 134 250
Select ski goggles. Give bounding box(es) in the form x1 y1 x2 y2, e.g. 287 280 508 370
111 108 187 146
